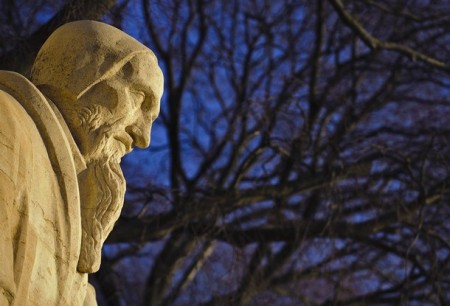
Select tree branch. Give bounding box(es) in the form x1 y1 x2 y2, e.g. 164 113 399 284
0 0 117 74
328 0 449 72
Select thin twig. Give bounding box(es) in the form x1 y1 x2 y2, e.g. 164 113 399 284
328 0 449 72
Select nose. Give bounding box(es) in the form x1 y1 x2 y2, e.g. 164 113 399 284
126 119 151 149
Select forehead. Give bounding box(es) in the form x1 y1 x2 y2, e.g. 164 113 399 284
122 54 164 100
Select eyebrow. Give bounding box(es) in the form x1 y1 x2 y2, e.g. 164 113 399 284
134 85 160 118
78 51 149 99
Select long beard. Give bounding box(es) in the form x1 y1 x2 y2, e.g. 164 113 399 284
77 155 125 273
76 110 127 273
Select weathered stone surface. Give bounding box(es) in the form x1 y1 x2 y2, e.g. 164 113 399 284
0 20 163 305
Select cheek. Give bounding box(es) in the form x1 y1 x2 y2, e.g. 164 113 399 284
85 82 120 109
81 82 139 129
113 91 140 120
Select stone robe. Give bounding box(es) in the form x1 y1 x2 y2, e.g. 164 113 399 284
0 71 95 306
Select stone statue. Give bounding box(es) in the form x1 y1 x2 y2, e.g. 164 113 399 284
0 20 163 305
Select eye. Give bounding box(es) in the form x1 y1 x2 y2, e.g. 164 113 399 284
130 90 146 107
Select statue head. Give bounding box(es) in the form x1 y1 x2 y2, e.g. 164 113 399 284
30 20 164 273
31 20 163 161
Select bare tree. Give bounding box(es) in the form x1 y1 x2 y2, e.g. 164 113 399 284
109 0 450 304
0 0 118 74
1 0 449 305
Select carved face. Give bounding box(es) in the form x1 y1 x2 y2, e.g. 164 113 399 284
75 53 163 272
75 54 163 162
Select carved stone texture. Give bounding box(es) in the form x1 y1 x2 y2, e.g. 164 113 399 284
0 20 163 306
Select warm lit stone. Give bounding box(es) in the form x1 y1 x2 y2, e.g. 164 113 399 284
0 20 163 306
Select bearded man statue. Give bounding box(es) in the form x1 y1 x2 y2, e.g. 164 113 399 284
0 20 163 306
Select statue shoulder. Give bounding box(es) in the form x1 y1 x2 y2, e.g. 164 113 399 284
0 77 43 204
0 69 82 270
0 70 67 153
0 75 40 149
0 70 48 154
0 70 43 105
